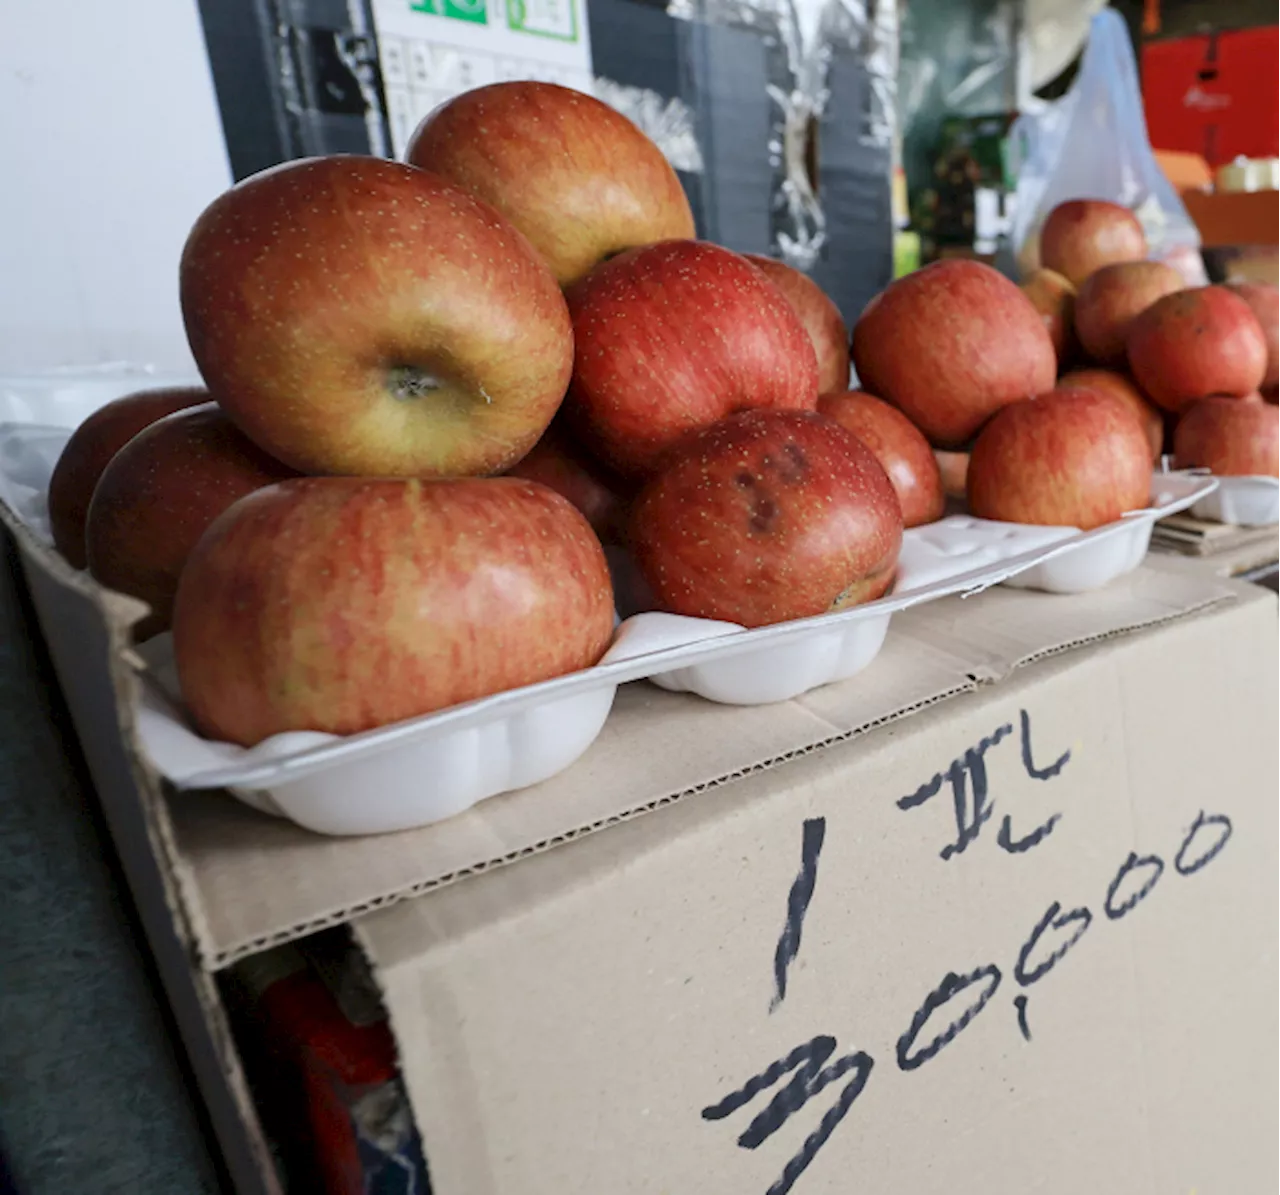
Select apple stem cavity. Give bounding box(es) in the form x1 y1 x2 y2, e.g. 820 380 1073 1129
387 365 444 401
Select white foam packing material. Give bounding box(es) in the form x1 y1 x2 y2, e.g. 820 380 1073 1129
0 368 1218 836
1189 474 1280 528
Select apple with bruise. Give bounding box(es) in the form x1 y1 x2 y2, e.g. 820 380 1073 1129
1126 286 1269 413
1019 268 1077 367
48 386 209 569
629 409 903 628
1057 368 1164 462
1174 397 1279 477
564 240 819 479
172 477 615 745
505 417 629 544
180 156 573 478
1039 199 1147 287
818 389 944 526
1074 260 1184 365
85 404 298 639
1226 282 1279 390
745 254 850 395
406 81 695 287
967 388 1152 529
851 259 1056 447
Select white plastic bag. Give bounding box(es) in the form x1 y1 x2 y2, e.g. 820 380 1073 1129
1008 8 1207 285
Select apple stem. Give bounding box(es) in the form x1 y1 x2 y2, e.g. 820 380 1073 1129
387 366 443 401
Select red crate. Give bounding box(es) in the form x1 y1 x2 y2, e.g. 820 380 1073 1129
1142 25 1279 167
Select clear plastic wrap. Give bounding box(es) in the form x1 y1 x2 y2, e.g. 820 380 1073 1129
1008 8 1207 284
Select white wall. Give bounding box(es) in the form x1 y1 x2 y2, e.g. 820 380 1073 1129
0 0 233 373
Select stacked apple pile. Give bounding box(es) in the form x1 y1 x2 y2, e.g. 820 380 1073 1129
42 82 900 749
1015 199 1279 488
43 83 1279 753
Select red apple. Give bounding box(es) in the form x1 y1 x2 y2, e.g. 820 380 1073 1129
406 81 695 287
1074 260 1184 365
180 156 572 478
1226 282 1279 389
172 477 615 745
1038 199 1147 287
850 259 1057 448
505 417 629 544
1126 286 1269 413
85 405 298 639
967 388 1152 529
564 240 819 479
48 386 209 568
1057 368 1164 462
1174 397 1279 477
817 389 944 527
629 409 902 628
1019 268 1077 367
744 255 850 395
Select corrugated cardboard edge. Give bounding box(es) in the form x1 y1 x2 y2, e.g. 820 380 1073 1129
1 496 1243 973
193 573 1237 971
197 678 977 970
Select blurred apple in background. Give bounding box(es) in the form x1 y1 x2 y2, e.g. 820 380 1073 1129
629 410 902 628
173 477 615 746
818 390 944 527
1057 368 1164 462
1174 397 1279 477
1126 286 1269 413
406 81 695 287
48 386 209 569
851 259 1056 447
564 240 819 479
1038 199 1147 287
967 388 1152 530
1073 260 1184 366
1019 268 1077 368
180 156 573 479
1226 282 1279 390
85 405 298 640
505 417 629 544
745 254 850 395
934 450 969 503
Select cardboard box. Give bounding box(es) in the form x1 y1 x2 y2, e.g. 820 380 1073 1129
361 584 1279 1195
1 499 1276 1193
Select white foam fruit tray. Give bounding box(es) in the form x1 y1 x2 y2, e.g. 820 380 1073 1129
0 368 1217 836
1188 474 1280 528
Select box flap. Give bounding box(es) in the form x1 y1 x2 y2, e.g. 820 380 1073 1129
162 559 1236 968
358 588 1278 1195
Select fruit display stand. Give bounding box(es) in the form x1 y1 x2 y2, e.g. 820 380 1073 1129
2 495 1276 1194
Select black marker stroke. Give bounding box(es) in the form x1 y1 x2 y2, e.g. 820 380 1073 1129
1104 852 1165 920
997 812 1062 854
1014 900 1093 986
897 963 1002 1071
1019 709 1071 780
1175 811 1233 876
1014 994 1032 1042
702 1035 874 1195
770 818 826 1012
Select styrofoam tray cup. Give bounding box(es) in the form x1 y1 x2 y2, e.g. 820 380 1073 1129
0 369 1220 836
1188 474 1280 528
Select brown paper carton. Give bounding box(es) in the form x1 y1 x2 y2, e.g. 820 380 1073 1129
2 497 1276 1194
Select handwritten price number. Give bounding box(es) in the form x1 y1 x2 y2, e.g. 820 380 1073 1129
702 706 1235 1195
